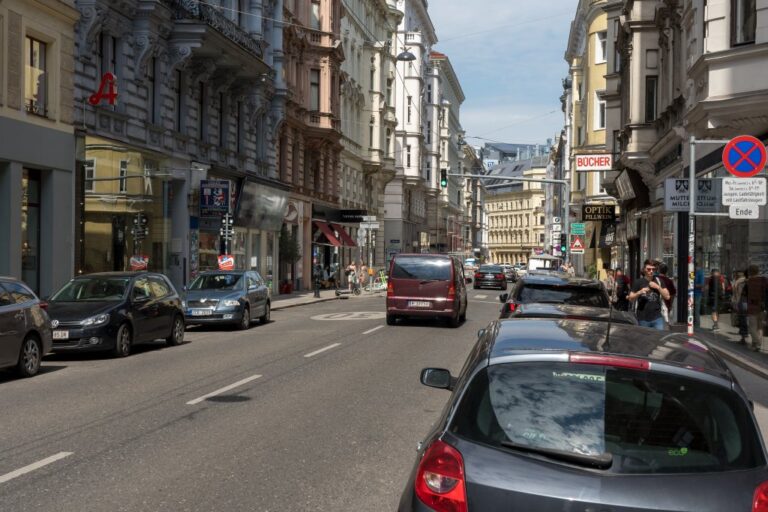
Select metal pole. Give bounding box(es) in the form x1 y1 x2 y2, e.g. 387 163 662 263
688 136 696 337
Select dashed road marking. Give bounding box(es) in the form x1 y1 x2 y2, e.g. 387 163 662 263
474 294 488 299
304 343 342 358
0 452 73 484
311 312 386 321
362 325 384 335
187 374 262 405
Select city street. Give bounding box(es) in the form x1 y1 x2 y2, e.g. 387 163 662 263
0 291 497 511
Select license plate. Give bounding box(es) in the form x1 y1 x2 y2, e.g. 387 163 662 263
407 301 431 308
52 330 69 340
190 309 212 316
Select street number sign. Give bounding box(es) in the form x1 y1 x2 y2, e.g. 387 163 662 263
721 177 766 206
723 135 766 178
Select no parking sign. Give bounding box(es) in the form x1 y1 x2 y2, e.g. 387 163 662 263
723 135 767 178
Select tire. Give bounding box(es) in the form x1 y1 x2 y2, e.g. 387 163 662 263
17 336 42 378
112 323 132 358
459 306 467 323
259 302 271 324
386 314 397 326
353 287 361 296
448 310 460 328
238 306 251 330
166 315 185 345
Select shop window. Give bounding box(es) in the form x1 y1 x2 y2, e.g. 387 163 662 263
84 159 96 192
595 31 607 63
732 0 756 46
24 36 47 117
645 76 658 122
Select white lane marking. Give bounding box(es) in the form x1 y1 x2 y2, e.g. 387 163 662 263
362 325 384 335
474 294 488 299
0 452 73 484
472 300 503 305
304 343 342 358
186 374 262 405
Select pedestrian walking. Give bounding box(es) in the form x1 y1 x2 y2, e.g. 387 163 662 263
732 270 749 344
745 265 767 352
614 268 630 311
704 268 725 331
628 259 670 330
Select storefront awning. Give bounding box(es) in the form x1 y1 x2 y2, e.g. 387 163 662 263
330 223 357 247
313 221 342 247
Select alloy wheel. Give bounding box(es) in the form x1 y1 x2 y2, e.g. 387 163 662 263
22 338 40 375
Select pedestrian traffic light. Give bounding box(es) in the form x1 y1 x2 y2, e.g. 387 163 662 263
440 169 448 188
559 233 568 254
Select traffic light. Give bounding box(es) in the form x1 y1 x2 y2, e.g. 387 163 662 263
440 169 448 188
559 233 568 254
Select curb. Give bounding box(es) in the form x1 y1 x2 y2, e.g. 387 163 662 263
271 296 338 311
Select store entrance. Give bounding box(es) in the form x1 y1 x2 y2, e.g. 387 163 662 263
21 169 40 293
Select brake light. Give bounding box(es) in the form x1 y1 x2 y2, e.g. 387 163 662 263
569 353 650 371
387 281 394 297
754 482 768 512
415 440 468 512
495 273 505 279
448 283 456 300
507 302 517 314
474 272 482 279
38 301 48 310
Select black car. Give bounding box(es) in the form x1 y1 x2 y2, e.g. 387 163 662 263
473 265 507 290
47 272 185 357
183 270 271 329
0 277 52 377
496 302 637 325
500 273 609 318
400 319 768 511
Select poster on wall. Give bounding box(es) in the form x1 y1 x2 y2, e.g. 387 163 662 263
200 180 231 218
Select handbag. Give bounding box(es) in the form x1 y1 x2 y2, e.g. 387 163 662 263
655 278 669 323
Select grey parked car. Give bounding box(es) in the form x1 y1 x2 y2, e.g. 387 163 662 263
399 319 768 511
0 277 52 377
183 270 270 329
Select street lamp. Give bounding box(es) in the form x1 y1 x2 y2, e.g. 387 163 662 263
396 48 416 62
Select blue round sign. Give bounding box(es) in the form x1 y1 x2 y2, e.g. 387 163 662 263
723 135 767 178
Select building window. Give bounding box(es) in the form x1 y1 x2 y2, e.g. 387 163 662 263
310 69 320 111
407 96 412 123
236 101 243 153
119 160 128 193
84 159 95 192
386 78 393 104
732 0 756 45
425 160 431 181
310 0 321 30
25 36 47 116
147 57 157 124
406 145 412 168
539 233 545 244
540 216 545 225
370 68 375 90
595 95 606 130
595 31 607 63
386 129 392 157
218 92 226 147
645 75 658 122
427 84 432 104
427 121 432 144
369 125 374 147
173 70 183 132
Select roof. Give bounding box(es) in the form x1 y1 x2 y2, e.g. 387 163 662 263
510 304 637 325
519 273 603 288
73 272 150 278
487 319 729 379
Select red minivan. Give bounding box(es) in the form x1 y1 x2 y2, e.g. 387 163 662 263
386 254 468 327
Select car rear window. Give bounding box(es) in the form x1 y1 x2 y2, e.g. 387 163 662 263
479 265 502 273
391 257 451 280
450 363 764 474
517 284 608 307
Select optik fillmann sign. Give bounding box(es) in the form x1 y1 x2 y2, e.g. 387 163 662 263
582 205 616 222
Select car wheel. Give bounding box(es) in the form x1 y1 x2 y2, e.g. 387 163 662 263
459 308 467 322
112 324 132 358
239 306 251 330
386 314 397 326
166 315 185 346
17 336 42 378
448 310 460 328
259 302 271 324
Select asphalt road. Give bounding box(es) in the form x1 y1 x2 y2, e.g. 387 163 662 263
0 290 503 511
1 289 767 512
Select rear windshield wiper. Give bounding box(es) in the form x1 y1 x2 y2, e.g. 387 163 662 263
500 440 613 469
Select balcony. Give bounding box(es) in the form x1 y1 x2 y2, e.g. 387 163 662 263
307 29 334 48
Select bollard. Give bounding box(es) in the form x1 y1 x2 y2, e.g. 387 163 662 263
314 277 321 298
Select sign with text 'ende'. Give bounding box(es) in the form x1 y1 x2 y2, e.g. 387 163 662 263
664 178 721 212
575 154 613 171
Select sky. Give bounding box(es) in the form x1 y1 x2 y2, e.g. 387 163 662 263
428 0 577 148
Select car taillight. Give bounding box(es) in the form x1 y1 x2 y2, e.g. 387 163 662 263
569 353 650 371
754 482 768 512
38 301 48 310
507 302 517 314
448 283 456 300
387 281 394 297
495 273 504 279
415 440 468 512
474 272 482 279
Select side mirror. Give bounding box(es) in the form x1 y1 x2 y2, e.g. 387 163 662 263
499 293 509 303
420 368 453 390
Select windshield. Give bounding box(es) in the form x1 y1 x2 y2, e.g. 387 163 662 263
189 273 244 291
391 257 451 280
450 363 764 474
51 277 130 302
517 284 608 307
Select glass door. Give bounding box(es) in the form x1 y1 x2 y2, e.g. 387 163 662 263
21 169 41 293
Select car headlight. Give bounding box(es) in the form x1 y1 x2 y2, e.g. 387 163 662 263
81 313 110 327
220 299 241 307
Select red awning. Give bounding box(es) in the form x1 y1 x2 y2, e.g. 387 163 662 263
313 221 342 247
330 223 357 247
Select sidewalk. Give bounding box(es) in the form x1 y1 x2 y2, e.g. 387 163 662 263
271 288 384 311
670 313 768 379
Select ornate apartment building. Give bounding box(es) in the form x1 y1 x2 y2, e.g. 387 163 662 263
73 0 286 291
0 0 79 296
